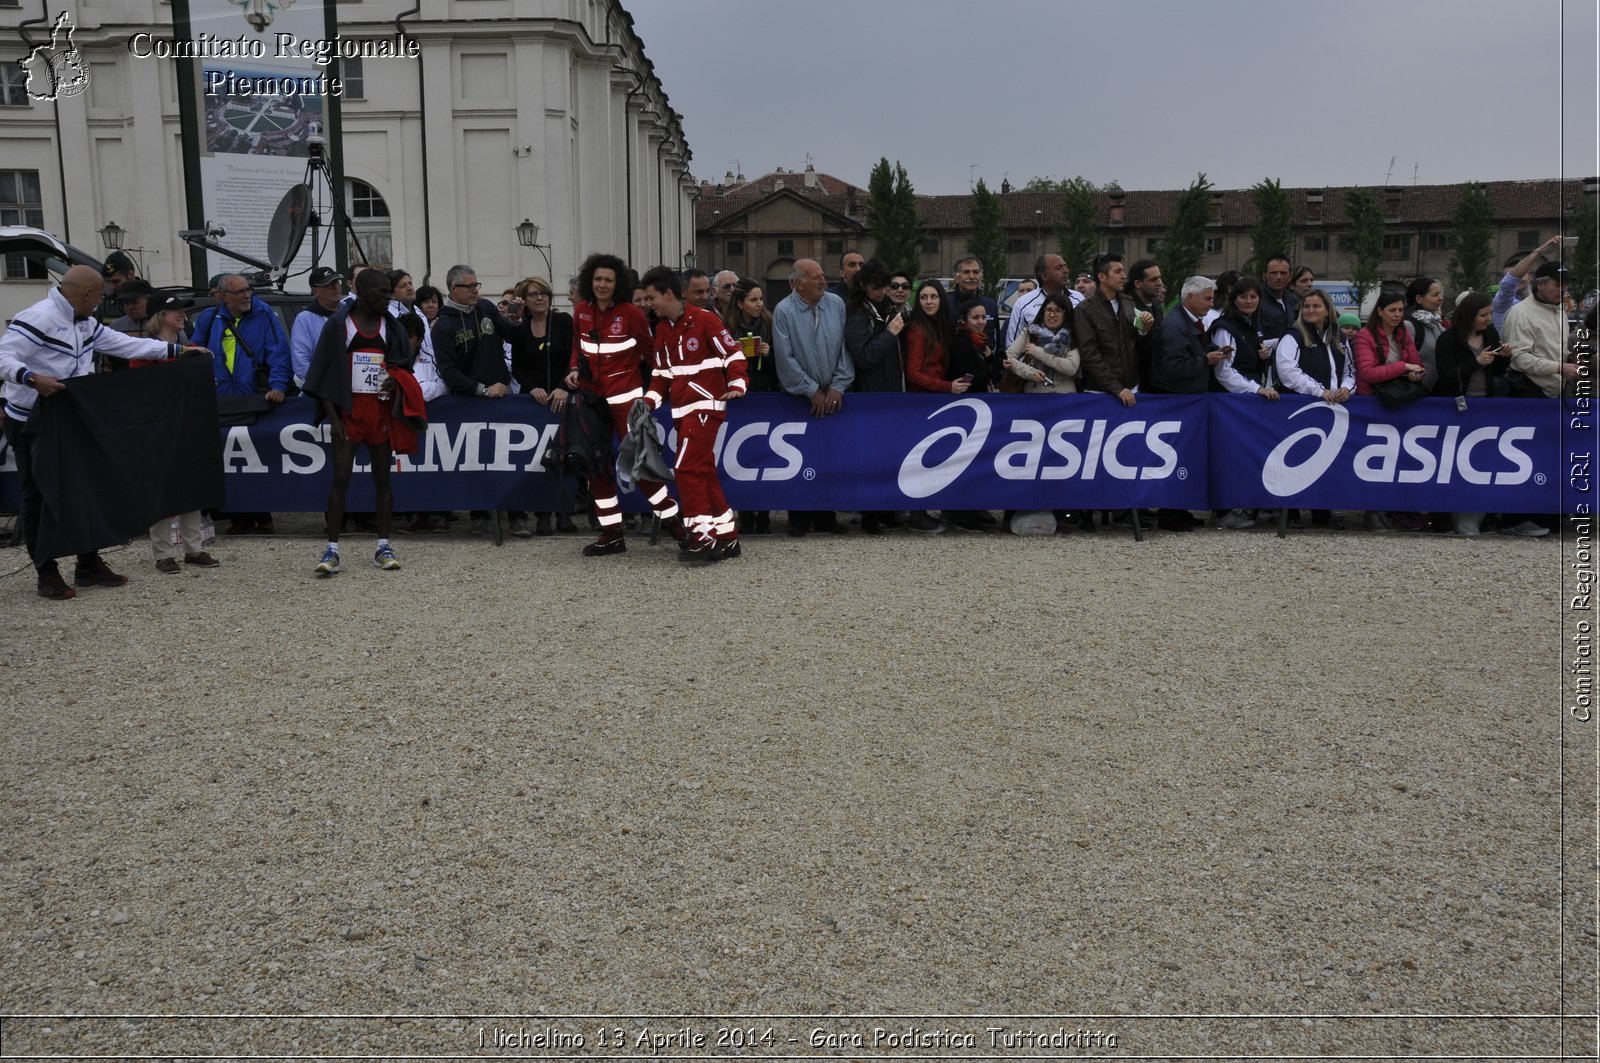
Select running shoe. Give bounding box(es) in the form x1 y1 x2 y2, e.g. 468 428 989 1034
374 544 401 570
315 547 341 576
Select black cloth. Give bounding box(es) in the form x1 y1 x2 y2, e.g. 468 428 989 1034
25 357 223 561
511 311 575 395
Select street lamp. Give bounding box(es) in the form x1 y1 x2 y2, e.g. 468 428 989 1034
98 220 152 274
515 219 553 278
682 250 695 269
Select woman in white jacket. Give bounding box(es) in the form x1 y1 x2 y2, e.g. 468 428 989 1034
1001 291 1079 393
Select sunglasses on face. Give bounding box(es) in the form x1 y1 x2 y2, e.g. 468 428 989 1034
888 282 910 290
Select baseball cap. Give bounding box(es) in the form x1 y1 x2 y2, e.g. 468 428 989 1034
102 251 136 277
1533 261 1567 282
146 292 194 316
309 266 341 288
116 278 154 302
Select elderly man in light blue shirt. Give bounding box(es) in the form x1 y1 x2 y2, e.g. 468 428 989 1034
773 258 854 417
771 258 853 535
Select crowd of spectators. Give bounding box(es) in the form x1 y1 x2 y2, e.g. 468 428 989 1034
4 236 1592 596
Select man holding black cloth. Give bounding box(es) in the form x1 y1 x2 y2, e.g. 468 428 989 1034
0 266 208 599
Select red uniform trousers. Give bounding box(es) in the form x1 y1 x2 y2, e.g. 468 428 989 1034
673 410 735 543
587 398 679 530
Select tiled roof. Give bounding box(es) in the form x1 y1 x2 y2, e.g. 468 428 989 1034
697 169 868 229
698 173 1582 231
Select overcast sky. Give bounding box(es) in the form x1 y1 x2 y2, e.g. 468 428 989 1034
629 0 1598 194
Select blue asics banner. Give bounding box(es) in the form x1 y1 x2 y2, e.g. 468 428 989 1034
720 393 1210 510
1208 395 1577 512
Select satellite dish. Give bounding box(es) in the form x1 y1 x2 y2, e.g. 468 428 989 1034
266 184 311 269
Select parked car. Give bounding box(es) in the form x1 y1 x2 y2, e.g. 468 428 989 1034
0 225 308 335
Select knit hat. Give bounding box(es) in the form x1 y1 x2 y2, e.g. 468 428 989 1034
1337 312 1360 329
207 273 225 292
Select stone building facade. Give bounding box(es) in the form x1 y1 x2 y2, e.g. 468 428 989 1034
1 0 692 319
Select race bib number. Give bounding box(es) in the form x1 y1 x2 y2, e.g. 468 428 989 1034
352 351 387 394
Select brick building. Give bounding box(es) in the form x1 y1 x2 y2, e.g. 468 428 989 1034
695 166 1589 293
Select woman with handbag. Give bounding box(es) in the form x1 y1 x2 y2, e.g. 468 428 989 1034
1000 290 1080 535
1353 287 1425 399
1002 291 1080 395
1354 288 1428 529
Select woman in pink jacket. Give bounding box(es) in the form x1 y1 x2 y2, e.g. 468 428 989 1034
1352 287 1425 395
1354 286 1429 530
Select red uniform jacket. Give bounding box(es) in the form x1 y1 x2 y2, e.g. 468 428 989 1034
571 300 654 409
645 305 749 419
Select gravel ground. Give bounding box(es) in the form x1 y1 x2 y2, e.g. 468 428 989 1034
1 512 1593 1060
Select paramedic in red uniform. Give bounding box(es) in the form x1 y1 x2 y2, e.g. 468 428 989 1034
564 252 686 556
639 266 749 563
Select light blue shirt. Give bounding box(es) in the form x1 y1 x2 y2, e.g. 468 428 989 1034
1491 272 1522 334
289 306 333 386
771 290 853 396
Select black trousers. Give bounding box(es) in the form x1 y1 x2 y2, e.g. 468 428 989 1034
3 418 101 573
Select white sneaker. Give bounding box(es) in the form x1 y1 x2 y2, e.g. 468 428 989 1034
1216 511 1256 530
1008 511 1057 536
1501 520 1550 537
1453 514 1483 536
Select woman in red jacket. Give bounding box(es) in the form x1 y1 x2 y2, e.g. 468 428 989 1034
902 280 969 533
1352 286 1424 396
904 280 970 395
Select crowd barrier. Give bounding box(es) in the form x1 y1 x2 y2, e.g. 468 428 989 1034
1 392 1595 515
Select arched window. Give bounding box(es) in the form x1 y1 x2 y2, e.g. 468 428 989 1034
344 178 392 268
347 178 389 220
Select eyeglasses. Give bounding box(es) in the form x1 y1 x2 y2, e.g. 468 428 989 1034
527 290 550 298
452 282 481 291
888 282 910 290
224 287 251 295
